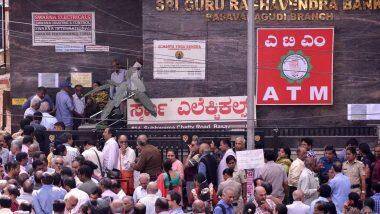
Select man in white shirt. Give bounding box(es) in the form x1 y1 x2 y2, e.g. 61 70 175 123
297 157 319 205
110 60 127 99
59 133 79 166
39 101 58 131
63 177 89 214
139 182 160 214
133 173 162 203
288 146 307 203
72 85 85 130
287 190 310 214
24 96 41 118
117 135 136 171
82 141 104 179
102 127 119 171
217 139 236 185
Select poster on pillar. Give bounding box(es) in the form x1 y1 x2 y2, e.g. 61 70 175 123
256 28 334 105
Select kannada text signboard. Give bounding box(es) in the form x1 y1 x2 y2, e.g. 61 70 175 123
257 28 334 105
127 96 247 129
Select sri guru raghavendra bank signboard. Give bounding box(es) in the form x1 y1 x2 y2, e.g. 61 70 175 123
256 28 334 105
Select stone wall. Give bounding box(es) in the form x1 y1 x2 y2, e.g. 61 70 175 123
10 0 142 130
142 0 380 127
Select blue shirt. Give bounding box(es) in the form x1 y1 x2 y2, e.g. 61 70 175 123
319 156 340 175
213 199 234 214
55 90 74 127
32 185 66 214
310 197 329 214
372 193 380 214
329 173 351 214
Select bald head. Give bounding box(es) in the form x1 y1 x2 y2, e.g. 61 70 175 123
254 186 267 203
293 190 304 202
110 199 124 213
137 135 148 146
122 196 134 212
199 143 210 154
192 200 206 213
147 182 158 194
118 135 127 142
22 180 34 194
65 195 78 211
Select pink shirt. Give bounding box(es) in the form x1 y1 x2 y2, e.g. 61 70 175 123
172 159 184 180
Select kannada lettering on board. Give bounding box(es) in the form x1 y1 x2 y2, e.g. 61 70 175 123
256 28 334 105
127 96 247 129
32 12 95 46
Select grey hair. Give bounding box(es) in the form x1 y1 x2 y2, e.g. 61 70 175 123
39 101 50 113
11 139 22 150
236 136 246 144
139 173 150 182
30 96 42 107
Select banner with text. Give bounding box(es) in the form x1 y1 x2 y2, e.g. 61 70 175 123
127 96 247 129
153 40 206 80
257 28 334 105
32 12 95 46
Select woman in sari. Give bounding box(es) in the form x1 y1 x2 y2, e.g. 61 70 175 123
166 149 184 180
276 146 292 174
157 159 181 197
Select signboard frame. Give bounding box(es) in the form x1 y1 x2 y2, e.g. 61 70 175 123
256 27 334 105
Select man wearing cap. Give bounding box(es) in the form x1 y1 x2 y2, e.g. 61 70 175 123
55 80 74 130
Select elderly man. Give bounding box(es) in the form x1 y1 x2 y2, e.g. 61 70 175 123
24 96 41 118
250 186 276 214
234 137 246 151
132 135 162 180
133 173 162 202
192 199 206 214
39 101 58 131
214 187 235 214
102 127 119 171
286 190 310 214
288 146 307 203
328 161 351 214
110 199 124 214
55 81 74 130
217 168 242 212
117 135 136 171
297 157 319 205
139 182 160 214
122 196 134 214
64 195 78 213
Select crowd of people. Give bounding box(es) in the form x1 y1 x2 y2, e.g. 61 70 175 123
11 61 380 213
0 116 379 214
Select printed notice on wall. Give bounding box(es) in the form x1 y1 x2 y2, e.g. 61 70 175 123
71 72 92 87
348 104 380 120
32 12 95 46
236 149 265 170
38 73 59 88
153 40 206 80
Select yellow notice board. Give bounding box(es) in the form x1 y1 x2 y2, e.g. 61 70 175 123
12 98 27 106
71 72 93 87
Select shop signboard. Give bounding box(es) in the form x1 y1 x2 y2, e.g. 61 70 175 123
127 96 247 129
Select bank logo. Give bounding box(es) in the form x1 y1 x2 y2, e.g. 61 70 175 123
175 51 184 59
278 50 312 83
